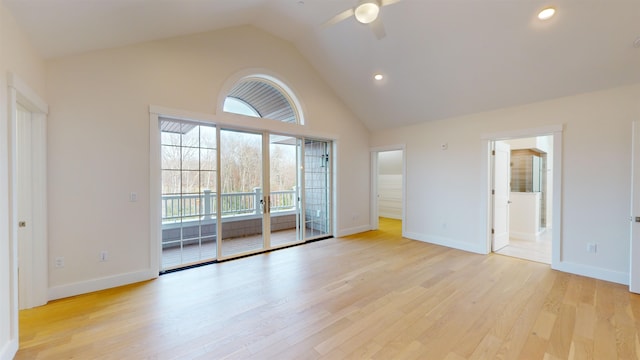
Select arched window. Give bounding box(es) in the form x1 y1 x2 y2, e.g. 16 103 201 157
223 97 260 118
223 76 302 124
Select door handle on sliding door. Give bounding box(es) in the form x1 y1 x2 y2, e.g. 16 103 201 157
262 196 271 214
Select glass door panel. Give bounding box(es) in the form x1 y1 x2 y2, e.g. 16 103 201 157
304 139 331 239
220 129 264 257
269 134 302 247
160 119 217 270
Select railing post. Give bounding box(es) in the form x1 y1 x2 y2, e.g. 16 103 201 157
254 187 262 214
204 190 212 219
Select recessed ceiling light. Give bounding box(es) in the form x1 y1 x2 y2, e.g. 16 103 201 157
538 7 556 20
374 74 384 81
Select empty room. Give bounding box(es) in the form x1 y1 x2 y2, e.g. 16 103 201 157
2 1 640 359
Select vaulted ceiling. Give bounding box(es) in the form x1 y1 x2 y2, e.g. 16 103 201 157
4 0 640 130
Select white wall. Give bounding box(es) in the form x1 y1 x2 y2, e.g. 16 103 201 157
371 83 640 284
0 3 46 359
45 26 371 299
378 150 402 219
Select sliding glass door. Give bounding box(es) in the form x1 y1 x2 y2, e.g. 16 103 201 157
269 134 302 248
160 119 217 269
159 119 332 270
219 129 265 257
304 139 331 239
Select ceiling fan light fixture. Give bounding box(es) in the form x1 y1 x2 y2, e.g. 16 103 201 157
354 1 380 24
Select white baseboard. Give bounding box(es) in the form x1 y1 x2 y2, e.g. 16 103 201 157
48 269 158 301
510 230 544 241
553 261 628 285
336 225 372 237
404 231 487 254
378 212 402 220
0 339 18 360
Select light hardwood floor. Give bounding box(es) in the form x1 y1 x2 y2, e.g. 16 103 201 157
16 218 640 359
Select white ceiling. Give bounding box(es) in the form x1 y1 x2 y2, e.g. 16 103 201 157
4 0 640 130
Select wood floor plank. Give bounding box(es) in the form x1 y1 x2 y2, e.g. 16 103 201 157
593 280 620 359
468 334 503 360
494 269 557 359
574 303 596 340
15 218 640 359
546 303 576 358
456 258 544 357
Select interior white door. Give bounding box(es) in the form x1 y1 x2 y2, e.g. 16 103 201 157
492 141 511 251
9 75 49 310
630 121 640 293
17 105 33 310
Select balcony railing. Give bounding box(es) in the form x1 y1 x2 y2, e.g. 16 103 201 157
162 188 297 224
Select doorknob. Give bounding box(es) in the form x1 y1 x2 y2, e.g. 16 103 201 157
18 221 26 228
636 217 640 223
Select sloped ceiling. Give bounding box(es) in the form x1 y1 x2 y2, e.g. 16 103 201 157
4 0 640 130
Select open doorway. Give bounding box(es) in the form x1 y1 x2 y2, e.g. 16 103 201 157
371 147 404 236
491 136 553 264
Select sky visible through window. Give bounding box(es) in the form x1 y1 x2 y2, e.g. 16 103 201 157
223 97 260 117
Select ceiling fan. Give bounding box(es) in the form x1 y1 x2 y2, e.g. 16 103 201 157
323 0 401 40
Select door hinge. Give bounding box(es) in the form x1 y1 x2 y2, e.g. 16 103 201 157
491 228 495 234
492 150 495 156
491 189 495 195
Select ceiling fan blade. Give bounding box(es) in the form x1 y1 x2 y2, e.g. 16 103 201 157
322 9 355 28
370 18 386 40
380 0 401 7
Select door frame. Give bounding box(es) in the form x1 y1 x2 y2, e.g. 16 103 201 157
630 121 640 292
370 145 406 234
8 72 49 316
482 125 562 268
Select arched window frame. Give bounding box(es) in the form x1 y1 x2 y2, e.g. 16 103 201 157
218 71 305 125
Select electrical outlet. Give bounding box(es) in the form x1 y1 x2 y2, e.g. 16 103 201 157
55 257 64 268
129 192 138 202
100 251 109 262
586 242 598 253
